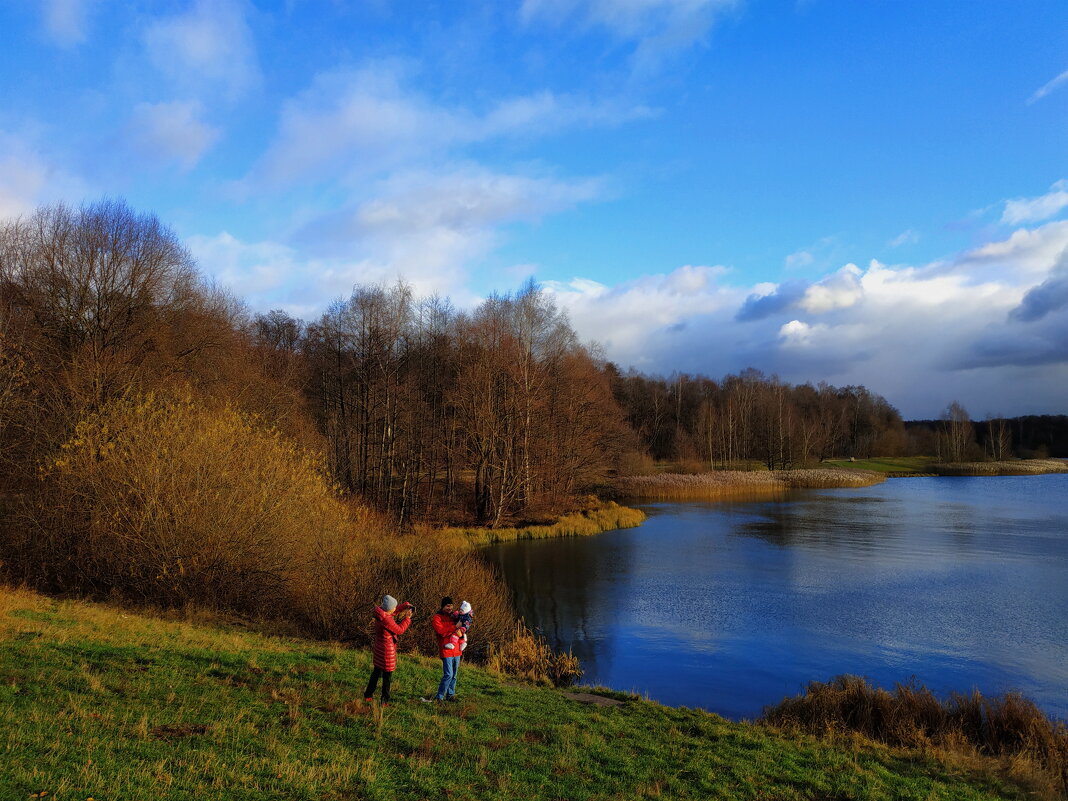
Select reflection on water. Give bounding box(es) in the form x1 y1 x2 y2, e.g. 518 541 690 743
483 475 1068 721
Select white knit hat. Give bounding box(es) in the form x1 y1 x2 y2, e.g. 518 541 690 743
381 595 398 612
459 601 472 614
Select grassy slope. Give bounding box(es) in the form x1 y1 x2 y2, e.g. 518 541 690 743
0 588 1026 801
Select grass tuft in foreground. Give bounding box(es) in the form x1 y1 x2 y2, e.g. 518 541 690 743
0 586 1035 801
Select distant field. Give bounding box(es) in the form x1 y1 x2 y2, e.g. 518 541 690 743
0 587 1030 801
823 457 935 474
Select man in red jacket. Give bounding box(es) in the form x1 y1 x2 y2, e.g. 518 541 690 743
423 597 463 702
363 594 412 705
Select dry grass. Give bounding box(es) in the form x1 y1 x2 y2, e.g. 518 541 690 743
933 459 1068 476
439 500 646 548
762 674 1068 800
616 468 885 500
486 620 583 687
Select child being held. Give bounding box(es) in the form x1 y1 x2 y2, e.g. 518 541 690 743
443 601 474 654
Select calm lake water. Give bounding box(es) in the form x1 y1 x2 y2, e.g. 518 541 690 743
483 475 1068 721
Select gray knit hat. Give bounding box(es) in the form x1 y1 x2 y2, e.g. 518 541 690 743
381 595 398 612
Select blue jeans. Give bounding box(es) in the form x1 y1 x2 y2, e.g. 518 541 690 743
435 656 460 699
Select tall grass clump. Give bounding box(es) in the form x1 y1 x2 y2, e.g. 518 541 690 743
487 620 583 687
762 675 1068 799
617 468 884 501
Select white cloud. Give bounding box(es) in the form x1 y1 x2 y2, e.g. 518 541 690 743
43 0 91 46
144 0 260 99
1001 180 1068 226
255 63 653 187
127 101 220 170
0 131 88 220
1027 68 1068 105
520 0 739 64
888 228 919 248
545 264 737 360
948 219 1068 281
784 249 814 269
194 167 602 312
799 263 863 313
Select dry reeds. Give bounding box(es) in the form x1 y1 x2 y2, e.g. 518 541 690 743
762 675 1068 799
439 501 646 548
487 621 583 687
616 468 885 501
933 460 1068 477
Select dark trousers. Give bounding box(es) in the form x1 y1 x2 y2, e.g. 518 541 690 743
364 667 393 702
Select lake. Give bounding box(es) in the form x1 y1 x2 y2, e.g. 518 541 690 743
483 474 1068 721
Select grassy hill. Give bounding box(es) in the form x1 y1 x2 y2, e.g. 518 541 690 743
0 586 1029 801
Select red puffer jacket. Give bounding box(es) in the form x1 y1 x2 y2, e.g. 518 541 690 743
432 611 461 659
372 605 411 671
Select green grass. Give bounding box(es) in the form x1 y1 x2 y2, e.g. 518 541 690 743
823 457 936 475
0 587 1030 801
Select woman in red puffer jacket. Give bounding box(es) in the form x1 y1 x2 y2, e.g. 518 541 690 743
363 595 412 705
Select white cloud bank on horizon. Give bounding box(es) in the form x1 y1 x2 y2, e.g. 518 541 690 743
545 219 1068 418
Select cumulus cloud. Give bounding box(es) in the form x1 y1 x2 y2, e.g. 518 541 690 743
736 264 862 320
254 63 653 187
799 263 863 313
1001 180 1068 226
144 0 260 98
1027 68 1068 105
127 101 220 170
520 0 739 64
1010 250 1068 323
736 280 808 321
43 0 91 46
544 265 738 362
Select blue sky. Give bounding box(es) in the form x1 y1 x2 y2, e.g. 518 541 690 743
2 0 1067 417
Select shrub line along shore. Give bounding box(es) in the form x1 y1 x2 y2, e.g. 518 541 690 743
1 586 1046 801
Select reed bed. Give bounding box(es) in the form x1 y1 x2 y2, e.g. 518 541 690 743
933 459 1068 476
617 468 885 501
762 675 1068 800
439 501 646 548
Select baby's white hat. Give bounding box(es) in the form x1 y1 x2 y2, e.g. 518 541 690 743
459 601 472 614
